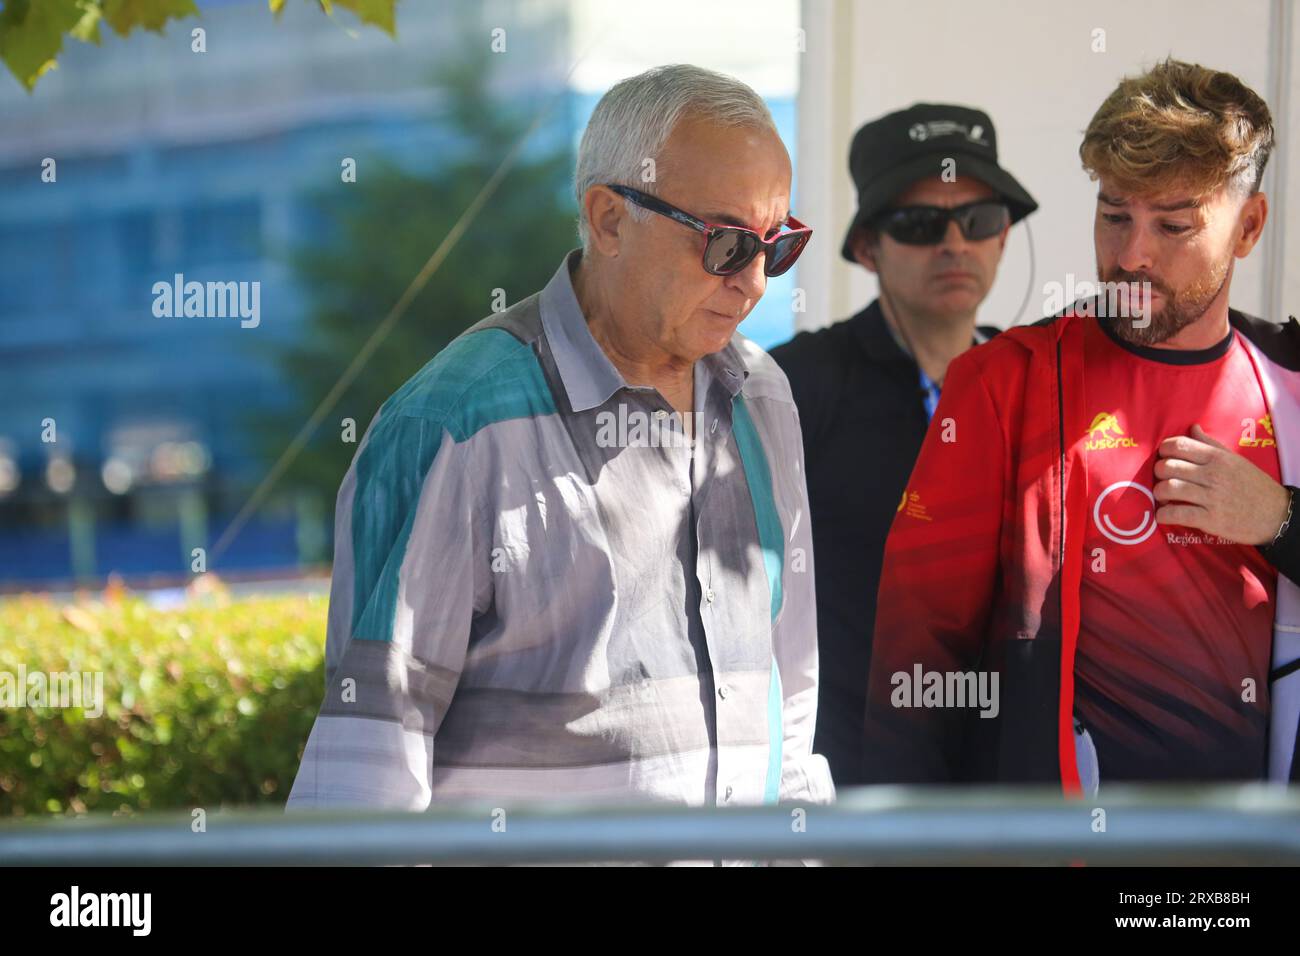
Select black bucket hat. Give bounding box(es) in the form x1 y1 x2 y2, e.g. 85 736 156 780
841 102 1038 261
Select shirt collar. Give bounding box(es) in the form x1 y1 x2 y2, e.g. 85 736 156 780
540 249 626 412
540 248 751 411
701 343 750 398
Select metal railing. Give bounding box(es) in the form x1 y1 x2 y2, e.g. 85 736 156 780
3 785 1299 865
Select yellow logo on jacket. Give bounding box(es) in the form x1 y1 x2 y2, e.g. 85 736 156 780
897 489 932 521
1084 411 1139 451
1239 414 1276 448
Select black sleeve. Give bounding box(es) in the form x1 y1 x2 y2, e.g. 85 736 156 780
1258 485 1300 586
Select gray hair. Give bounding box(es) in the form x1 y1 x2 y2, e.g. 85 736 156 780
573 64 777 252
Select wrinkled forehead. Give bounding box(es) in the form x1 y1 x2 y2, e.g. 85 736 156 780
1095 175 1221 213
656 117 792 231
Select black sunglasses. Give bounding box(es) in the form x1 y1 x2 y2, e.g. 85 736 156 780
605 184 812 277
871 200 1009 246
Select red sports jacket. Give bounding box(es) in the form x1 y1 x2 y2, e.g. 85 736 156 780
864 305 1300 793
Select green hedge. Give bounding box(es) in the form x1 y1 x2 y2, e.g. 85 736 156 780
0 585 325 816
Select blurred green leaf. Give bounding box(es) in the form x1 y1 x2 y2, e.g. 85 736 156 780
99 0 196 36
0 0 86 91
332 0 394 35
0 0 398 91
68 2 102 44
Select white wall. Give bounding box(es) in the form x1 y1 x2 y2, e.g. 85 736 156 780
797 0 1297 331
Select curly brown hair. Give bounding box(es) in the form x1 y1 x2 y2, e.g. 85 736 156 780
1080 57 1275 200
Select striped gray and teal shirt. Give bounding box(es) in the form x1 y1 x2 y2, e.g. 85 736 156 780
287 249 833 811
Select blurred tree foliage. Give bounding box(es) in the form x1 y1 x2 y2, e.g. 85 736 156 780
256 44 577 506
0 0 396 91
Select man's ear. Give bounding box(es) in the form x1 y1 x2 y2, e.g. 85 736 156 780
583 185 625 259
1233 190 1268 258
851 227 880 275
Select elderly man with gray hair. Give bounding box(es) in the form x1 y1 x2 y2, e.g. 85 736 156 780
287 64 833 815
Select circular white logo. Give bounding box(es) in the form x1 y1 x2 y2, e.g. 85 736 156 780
908 123 929 142
1093 480 1157 545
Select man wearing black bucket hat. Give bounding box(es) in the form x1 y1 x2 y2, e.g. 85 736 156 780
769 103 1037 787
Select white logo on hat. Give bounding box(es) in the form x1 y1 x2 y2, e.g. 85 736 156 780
908 120 987 145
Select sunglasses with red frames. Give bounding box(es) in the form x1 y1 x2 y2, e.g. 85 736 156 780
606 184 812 277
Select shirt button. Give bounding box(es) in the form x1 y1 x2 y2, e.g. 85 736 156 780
718 684 729 700
710 418 718 434
705 588 715 603
653 409 669 420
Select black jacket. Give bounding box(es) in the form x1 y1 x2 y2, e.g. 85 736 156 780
769 299 999 786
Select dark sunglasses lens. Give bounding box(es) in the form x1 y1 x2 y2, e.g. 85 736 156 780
766 231 809 276
703 229 760 275
958 202 1009 240
880 209 947 245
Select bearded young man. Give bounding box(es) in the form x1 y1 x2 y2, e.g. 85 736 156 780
864 58 1300 793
